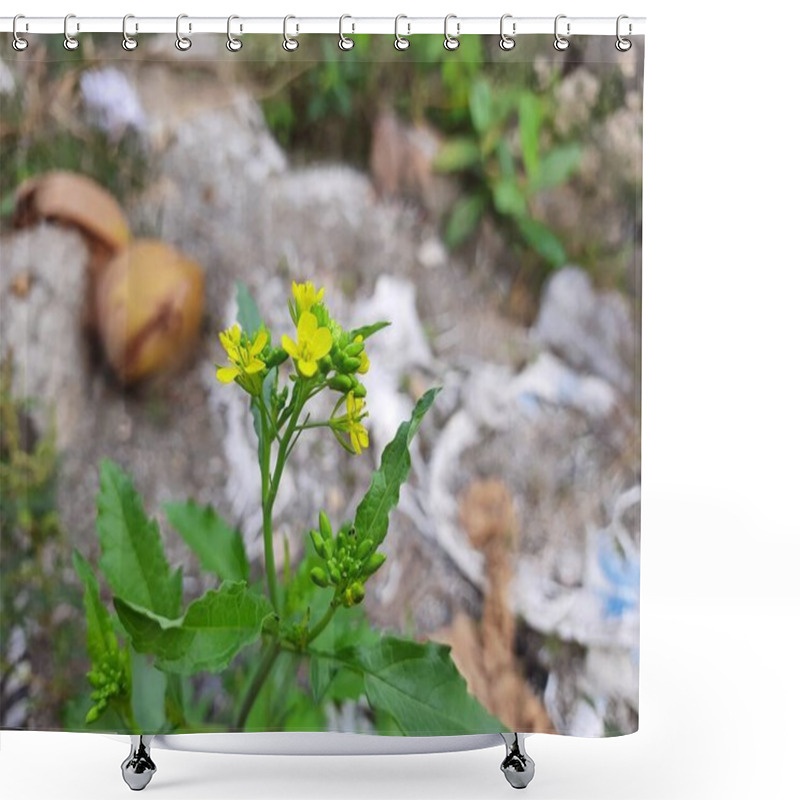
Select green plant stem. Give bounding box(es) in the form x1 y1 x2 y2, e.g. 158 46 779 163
306 602 338 645
235 641 280 730
259 399 279 613
295 420 331 431
261 381 308 615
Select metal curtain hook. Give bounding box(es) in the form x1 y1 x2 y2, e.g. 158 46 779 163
444 14 460 51
283 15 299 51
122 14 138 51
339 14 354 50
64 13 79 51
175 14 192 51
499 14 516 50
12 14 29 51
394 15 410 51
553 14 570 51
227 15 243 51
616 14 632 51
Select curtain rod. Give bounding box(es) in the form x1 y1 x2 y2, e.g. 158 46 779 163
0 16 646 37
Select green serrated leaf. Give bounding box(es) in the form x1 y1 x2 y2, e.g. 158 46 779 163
445 194 488 249
433 138 482 173
350 321 391 341
517 217 568 266
308 604 375 703
96 460 182 619
115 582 270 675
353 388 440 552
165 500 249 584
73 550 116 665
235 280 263 337
530 143 583 191
312 636 506 735
518 94 541 179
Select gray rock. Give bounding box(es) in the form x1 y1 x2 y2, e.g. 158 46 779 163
535 266 637 396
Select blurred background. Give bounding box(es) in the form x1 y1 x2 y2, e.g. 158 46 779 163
0 33 641 737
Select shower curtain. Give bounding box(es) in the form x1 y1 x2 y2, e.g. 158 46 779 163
0 30 643 740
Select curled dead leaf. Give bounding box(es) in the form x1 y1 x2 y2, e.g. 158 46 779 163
13 171 131 262
95 240 205 384
432 479 555 733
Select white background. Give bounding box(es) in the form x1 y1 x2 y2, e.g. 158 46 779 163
2 1 799 798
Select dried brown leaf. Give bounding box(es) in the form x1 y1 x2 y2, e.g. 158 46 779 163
13 171 131 257
95 240 205 384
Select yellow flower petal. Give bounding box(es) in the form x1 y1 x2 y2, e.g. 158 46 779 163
252 328 268 353
350 424 369 454
298 359 318 377
216 366 239 384
310 326 333 359
297 311 318 339
244 359 266 375
281 335 299 359
219 331 239 359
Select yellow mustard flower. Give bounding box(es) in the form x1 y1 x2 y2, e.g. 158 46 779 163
281 312 333 378
344 392 369 454
292 280 325 315
216 324 268 388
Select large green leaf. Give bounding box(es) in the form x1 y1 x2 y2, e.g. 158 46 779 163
308 604 376 703
353 388 440 552
434 138 482 173
492 178 527 217
469 80 493 135
518 94 541 179
532 143 583 191
235 280 264 337
115 581 271 675
96 460 182 619
313 636 506 735
445 194 487 248
164 500 249 584
517 217 568 267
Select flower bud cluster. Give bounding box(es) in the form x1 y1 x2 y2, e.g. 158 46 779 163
308 511 386 607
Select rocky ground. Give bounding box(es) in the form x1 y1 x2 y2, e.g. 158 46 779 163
0 42 641 737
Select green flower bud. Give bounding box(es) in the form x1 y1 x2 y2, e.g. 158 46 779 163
356 539 374 560
319 354 333 372
362 552 386 577
342 356 363 373
344 340 365 358
351 382 367 398
310 529 327 559
266 349 289 368
328 562 342 583
319 511 333 540
310 567 329 588
329 374 353 392
349 581 366 605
